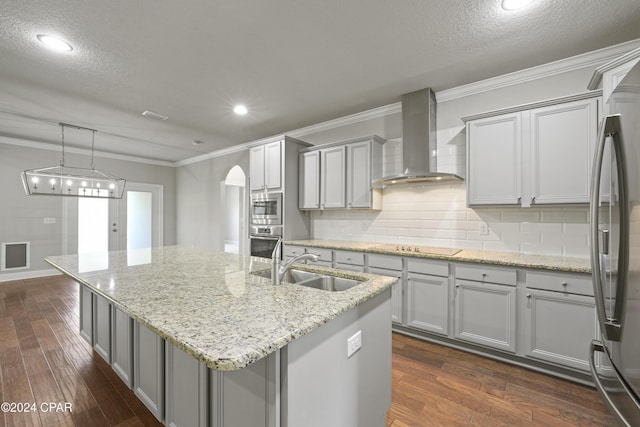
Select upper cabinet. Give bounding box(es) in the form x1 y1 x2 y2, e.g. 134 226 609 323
588 47 640 110
464 92 601 207
299 136 383 210
250 141 282 192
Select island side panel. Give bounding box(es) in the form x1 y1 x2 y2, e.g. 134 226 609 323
281 289 392 427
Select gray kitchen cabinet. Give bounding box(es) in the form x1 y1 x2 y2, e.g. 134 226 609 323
368 254 403 324
523 269 598 372
299 151 321 209
282 244 305 261
111 306 133 388
93 292 111 363
464 92 601 207
334 249 365 272
405 259 449 335
299 136 383 210
346 139 382 209
529 98 598 204
305 247 333 267
453 263 517 353
250 140 282 192
165 342 208 427
466 112 522 206
79 284 93 345
134 321 165 422
523 288 597 372
320 145 347 209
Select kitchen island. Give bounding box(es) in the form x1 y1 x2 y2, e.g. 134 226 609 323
45 246 397 427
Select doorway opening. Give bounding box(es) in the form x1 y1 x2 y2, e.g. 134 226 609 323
223 166 246 254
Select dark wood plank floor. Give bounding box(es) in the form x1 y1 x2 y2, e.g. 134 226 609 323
0 275 614 426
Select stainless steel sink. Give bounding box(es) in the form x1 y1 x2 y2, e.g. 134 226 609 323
296 275 362 292
251 268 363 291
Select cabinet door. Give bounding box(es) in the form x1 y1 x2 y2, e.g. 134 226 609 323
406 273 449 335
134 322 164 421
112 306 133 388
320 146 346 208
299 151 320 209
370 267 403 324
264 141 282 191
93 293 111 363
524 289 597 371
250 145 265 191
346 141 371 208
454 279 516 353
79 285 93 345
467 113 522 205
166 342 207 427
529 98 598 204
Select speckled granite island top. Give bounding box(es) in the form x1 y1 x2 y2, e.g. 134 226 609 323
285 239 592 274
45 246 397 371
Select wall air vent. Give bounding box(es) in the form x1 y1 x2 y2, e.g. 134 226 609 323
1 242 30 271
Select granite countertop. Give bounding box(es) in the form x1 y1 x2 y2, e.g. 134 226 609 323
285 239 592 274
45 246 397 371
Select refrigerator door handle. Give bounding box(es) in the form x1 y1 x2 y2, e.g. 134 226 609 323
590 114 627 342
590 340 638 427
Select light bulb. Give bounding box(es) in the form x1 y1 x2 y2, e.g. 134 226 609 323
233 105 248 115
96 183 101 188
81 181 87 187
109 183 116 190
66 180 73 186
36 34 73 52
32 177 39 184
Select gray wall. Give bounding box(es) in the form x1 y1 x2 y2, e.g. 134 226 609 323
176 150 249 251
0 142 176 278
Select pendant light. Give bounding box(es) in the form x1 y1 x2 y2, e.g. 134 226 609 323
21 123 126 199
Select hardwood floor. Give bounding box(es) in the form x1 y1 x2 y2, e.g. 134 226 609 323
0 275 614 426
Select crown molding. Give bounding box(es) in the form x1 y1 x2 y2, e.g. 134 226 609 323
587 46 640 90
0 135 175 167
437 38 640 103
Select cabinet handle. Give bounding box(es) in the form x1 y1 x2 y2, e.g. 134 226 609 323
526 293 532 298
346 257 351 260
561 281 568 287
455 284 460 288
481 273 487 278
517 196 521 204
531 196 536 203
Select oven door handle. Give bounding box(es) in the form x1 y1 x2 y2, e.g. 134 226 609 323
250 235 281 241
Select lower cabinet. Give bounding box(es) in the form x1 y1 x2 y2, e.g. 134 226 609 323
79 284 93 345
370 267 403 324
523 288 597 371
166 342 208 427
93 293 112 363
453 279 517 353
112 307 133 388
406 272 449 335
134 322 165 422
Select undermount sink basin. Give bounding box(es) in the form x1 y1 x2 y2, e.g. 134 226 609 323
252 268 363 291
295 275 362 292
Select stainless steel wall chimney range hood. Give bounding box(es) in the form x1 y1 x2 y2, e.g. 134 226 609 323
375 88 463 185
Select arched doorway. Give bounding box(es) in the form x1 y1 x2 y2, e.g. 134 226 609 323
223 165 246 254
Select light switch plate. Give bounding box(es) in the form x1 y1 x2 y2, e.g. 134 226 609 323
44 217 56 224
347 330 362 358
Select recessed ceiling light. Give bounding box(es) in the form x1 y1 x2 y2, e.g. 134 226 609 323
36 34 73 52
501 0 535 10
141 110 169 121
233 105 248 115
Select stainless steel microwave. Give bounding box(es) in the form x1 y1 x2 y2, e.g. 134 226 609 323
250 192 282 225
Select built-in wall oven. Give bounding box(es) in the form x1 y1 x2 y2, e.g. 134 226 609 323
249 225 282 259
250 192 282 225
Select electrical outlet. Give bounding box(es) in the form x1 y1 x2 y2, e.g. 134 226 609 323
347 330 362 358
479 222 489 235
43 217 56 224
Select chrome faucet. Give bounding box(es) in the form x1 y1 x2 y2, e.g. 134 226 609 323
275 253 320 284
271 238 283 284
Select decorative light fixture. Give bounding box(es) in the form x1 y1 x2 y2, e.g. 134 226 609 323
21 123 126 199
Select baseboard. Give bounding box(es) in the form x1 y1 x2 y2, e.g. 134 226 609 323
0 268 63 283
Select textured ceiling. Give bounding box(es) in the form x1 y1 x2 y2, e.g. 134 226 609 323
1 0 640 162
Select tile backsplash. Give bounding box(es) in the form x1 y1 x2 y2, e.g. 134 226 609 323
310 181 590 258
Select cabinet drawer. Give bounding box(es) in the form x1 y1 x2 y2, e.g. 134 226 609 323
525 270 593 296
305 247 333 263
368 254 402 271
407 259 448 277
455 264 516 286
334 250 364 266
283 245 305 258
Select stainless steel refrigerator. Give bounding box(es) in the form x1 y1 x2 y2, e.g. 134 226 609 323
590 61 640 426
